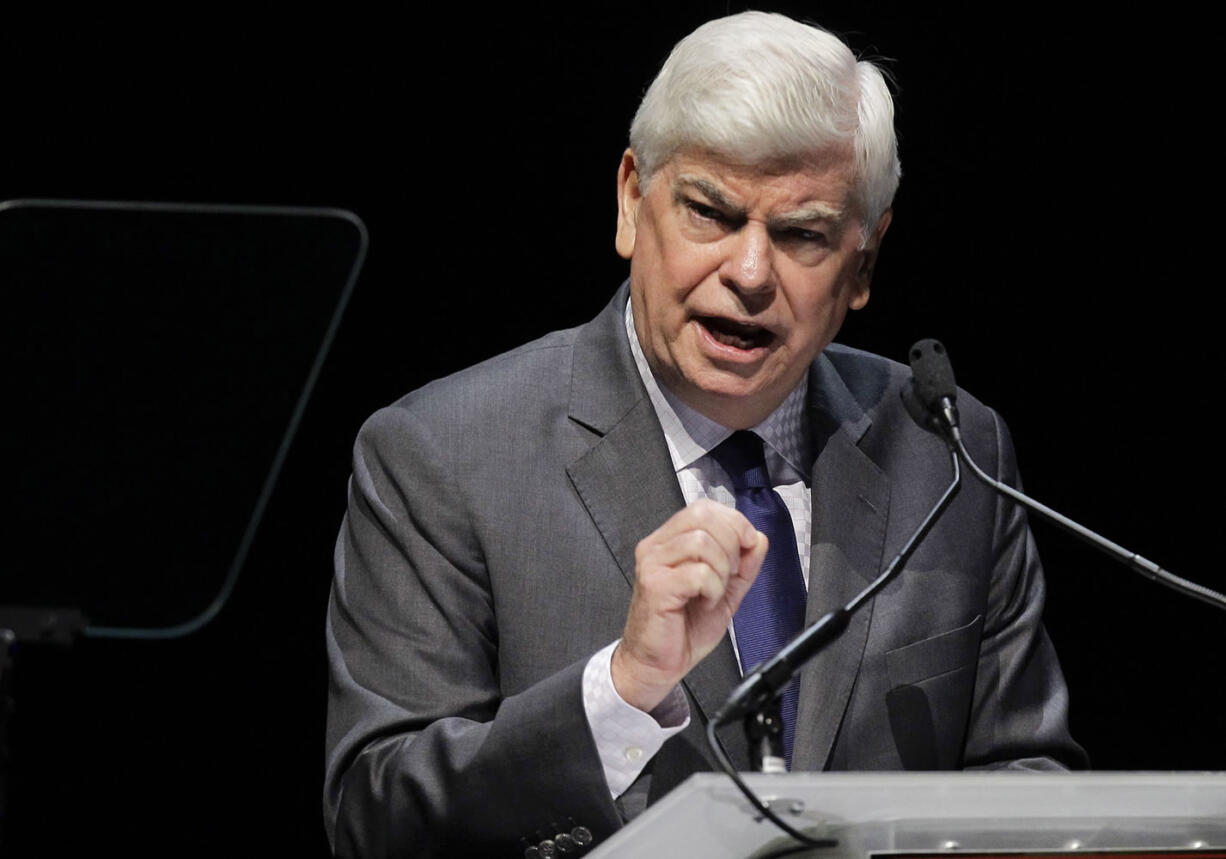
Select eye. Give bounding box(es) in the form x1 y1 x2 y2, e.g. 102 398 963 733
686 200 726 222
779 227 827 245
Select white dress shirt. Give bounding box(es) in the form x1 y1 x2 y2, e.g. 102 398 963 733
581 299 814 798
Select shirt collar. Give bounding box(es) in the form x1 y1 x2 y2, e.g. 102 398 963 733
625 298 812 477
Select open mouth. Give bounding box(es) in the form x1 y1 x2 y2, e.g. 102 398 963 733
697 316 774 350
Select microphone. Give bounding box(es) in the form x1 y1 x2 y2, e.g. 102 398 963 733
904 340 1226 611
704 346 967 850
903 338 960 442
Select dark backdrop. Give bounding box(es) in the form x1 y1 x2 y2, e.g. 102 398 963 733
2 4 1222 856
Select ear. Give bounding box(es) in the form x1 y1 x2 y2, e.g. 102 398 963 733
615 149 642 260
849 208 892 311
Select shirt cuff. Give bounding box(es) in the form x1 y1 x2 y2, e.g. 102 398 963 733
582 640 691 799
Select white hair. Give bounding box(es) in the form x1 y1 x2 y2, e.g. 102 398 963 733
629 11 900 241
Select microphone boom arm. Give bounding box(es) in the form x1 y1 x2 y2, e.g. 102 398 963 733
909 337 1226 613
951 435 1226 611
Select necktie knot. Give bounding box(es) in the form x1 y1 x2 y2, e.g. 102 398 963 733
710 430 771 490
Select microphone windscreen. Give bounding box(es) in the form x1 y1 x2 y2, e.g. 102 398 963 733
908 339 957 409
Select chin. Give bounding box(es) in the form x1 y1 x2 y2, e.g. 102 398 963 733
682 380 775 427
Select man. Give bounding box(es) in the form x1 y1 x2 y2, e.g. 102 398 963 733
324 12 1083 857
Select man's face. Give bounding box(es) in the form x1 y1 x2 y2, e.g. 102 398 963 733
616 148 889 429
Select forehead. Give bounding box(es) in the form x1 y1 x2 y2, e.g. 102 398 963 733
658 149 859 218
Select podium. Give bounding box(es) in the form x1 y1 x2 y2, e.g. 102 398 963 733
590 772 1226 858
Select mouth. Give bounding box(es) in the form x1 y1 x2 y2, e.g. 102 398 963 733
695 316 775 351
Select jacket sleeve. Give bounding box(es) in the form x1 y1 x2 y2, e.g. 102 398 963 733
323 405 623 858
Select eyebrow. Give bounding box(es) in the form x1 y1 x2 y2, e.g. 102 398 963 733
673 174 848 228
674 176 742 215
773 206 846 229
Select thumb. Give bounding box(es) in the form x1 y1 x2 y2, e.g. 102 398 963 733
726 531 768 611
744 530 768 571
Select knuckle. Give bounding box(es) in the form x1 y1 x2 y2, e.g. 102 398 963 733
682 562 713 591
684 529 711 553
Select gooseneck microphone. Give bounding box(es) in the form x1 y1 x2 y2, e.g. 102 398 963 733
904 339 1226 612
706 359 965 850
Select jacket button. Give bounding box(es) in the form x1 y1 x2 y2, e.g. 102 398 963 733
571 826 593 846
523 848 540 859
555 832 576 853
538 839 557 857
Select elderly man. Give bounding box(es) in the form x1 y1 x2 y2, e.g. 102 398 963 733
324 12 1083 857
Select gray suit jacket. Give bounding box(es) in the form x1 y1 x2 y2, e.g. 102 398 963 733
324 284 1084 857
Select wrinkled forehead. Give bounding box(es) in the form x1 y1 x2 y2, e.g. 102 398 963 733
650 140 855 176
657 147 862 219
652 143 860 197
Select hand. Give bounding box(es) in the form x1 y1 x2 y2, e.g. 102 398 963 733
611 499 768 712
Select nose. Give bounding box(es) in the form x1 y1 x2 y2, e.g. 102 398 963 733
720 222 774 295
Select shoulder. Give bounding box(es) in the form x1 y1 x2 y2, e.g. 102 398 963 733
820 342 1006 471
360 325 583 449
823 341 994 421
403 326 579 412
356 284 635 461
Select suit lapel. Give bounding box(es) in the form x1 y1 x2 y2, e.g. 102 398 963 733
564 285 746 765
564 284 685 591
567 396 685 591
566 398 749 766
790 354 890 772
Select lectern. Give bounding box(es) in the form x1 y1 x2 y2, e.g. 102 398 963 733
590 772 1226 858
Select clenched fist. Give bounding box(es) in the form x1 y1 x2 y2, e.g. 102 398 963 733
611 499 768 712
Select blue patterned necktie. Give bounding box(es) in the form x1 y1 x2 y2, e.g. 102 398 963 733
709 430 806 766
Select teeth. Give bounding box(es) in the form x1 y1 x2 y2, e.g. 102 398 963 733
701 317 769 350
709 328 758 349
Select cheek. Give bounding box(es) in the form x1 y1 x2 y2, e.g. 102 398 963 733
658 244 724 306
635 248 704 314
783 276 856 331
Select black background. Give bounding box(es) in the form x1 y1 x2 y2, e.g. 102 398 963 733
2 3 1223 856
